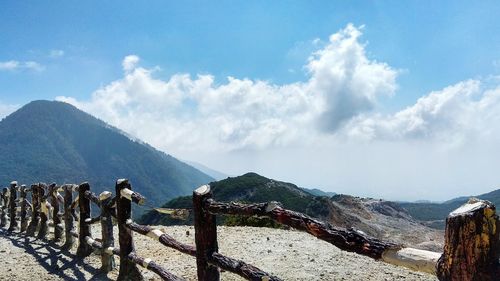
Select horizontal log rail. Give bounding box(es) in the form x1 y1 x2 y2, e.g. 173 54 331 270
125 220 196 256
205 198 398 259
209 252 282 281
84 236 184 281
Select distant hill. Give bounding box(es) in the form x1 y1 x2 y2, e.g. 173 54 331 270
185 161 229 180
138 172 329 226
398 189 500 229
0 100 213 211
301 187 336 197
138 172 442 251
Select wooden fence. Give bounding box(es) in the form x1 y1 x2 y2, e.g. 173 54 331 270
0 180 498 281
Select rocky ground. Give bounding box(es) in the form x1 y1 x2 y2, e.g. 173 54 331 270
0 225 437 281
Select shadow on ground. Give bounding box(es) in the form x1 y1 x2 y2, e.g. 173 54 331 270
0 228 112 281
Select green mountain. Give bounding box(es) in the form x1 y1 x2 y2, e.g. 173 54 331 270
301 187 336 197
0 100 213 210
398 189 500 229
138 172 330 225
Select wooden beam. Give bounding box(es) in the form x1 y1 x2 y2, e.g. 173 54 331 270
382 247 441 274
193 185 220 281
26 184 40 236
206 199 398 259
0 187 8 227
37 183 49 239
19 185 29 232
76 182 93 257
116 179 143 281
100 191 116 272
8 181 18 231
49 183 63 241
62 184 76 249
125 221 196 256
209 252 282 281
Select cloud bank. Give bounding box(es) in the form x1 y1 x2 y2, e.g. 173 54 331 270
56 24 500 200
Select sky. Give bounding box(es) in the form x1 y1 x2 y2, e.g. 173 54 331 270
1 1 499 201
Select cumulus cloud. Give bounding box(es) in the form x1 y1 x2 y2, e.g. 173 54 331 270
0 60 44 71
57 24 398 152
54 23 500 200
122 55 140 72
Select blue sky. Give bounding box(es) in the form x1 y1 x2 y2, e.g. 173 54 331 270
1 1 500 200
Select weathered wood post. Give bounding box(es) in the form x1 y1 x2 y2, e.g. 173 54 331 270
26 184 40 236
19 185 29 232
437 198 500 281
62 184 76 249
116 179 143 281
100 191 116 272
37 183 49 239
8 181 19 231
76 182 93 257
193 184 220 281
0 187 8 227
49 183 63 242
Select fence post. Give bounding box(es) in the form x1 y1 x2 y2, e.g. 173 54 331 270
8 181 18 232
115 179 143 281
436 198 500 281
49 183 63 242
193 184 220 281
62 184 76 249
76 182 93 257
26 184 40 236
100 191 116 272
37 183 49 239
19 185 29 232
0 188 7 227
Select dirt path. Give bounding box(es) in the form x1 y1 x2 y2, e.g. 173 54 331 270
0 226 437 281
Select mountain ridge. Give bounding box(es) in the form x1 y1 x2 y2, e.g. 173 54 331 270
0 100 213 209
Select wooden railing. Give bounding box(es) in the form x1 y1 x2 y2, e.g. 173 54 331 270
0 180 499 281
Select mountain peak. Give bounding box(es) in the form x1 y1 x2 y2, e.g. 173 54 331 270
0 100 213 210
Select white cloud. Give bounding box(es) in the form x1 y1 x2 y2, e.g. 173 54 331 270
0 60 44 71
54 24 500 200
49 49 65 58
57 24 397 152
122 55 140 72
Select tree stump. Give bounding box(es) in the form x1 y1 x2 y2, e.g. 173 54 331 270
437 198 500 281
116 179 143 281
8 181 19 232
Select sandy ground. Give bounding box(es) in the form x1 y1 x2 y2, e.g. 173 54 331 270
0 225 437 281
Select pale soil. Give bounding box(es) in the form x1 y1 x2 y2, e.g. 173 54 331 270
0 225 437 281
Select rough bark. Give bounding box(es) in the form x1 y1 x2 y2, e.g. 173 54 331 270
100 195 116 272
26 184 40 236
116 179 143 281
0 188 8 227
193 185 220 281
437 198 500 281
206 199 398 259
62 184 76 249
126 221 196 256
49 183 63 241
37 183 49 239
128 252 185 281
8 181 18 232
76 182 93 257
209 252 282 281
19 185 29 232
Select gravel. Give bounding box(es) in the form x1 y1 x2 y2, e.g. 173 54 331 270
0 226 437 280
